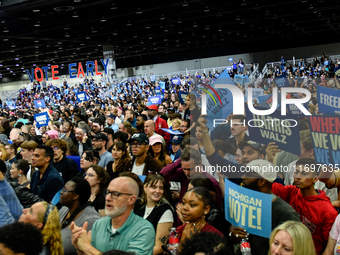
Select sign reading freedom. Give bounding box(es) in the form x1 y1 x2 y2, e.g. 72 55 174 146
308 116 340 165
225 179 272 238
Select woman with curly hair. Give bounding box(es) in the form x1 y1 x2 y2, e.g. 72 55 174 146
148 136 172 167
107 141 131 180
85 164 110 214
19 201 64 255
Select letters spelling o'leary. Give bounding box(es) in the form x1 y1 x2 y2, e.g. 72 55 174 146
201 85 311 116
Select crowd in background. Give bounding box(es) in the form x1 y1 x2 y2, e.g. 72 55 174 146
0 53 340 255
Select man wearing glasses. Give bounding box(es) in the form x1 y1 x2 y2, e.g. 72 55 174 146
123 133 163 175
71 177 155 255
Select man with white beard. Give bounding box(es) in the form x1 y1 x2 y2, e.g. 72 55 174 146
70 177 155 255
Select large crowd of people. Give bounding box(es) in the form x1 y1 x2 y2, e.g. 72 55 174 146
0 53 340 255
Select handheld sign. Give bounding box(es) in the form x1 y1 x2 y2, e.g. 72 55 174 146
171 77 181 85
245 106 300 155
179 92 189 104
274 74 291 88
148 96 162 105
34 100 46 109
161 128 184 135
308 116 340 165
34 112 49 128
159 81 166 90
225 178 272 238
6 101 16 110
76 92 88 103
317 86 340 115
229 58 233 62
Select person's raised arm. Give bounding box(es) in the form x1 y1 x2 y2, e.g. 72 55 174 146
197 116 215 157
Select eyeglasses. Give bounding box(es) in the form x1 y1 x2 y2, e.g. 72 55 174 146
85 173 96 177
75 133 83 136
130 142 144 148
52 146 60 150
104 190 133 199
61 187 75 193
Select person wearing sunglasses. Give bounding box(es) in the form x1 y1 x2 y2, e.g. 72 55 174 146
59 177 100 255
70 176 155 255
123 133 163 176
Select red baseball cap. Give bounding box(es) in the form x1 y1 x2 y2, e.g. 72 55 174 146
147 104 158 111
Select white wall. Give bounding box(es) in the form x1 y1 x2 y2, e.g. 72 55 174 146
1 41 340 91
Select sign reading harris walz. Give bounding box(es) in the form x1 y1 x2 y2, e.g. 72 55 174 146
25 59 110 82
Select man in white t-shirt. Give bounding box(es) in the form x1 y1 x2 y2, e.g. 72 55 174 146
124 133 163 175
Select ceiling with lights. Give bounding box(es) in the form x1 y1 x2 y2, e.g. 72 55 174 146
0 0 340 80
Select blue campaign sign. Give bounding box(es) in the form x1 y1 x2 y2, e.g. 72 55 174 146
228 57 233 62
44 96 50 102
308 116 340 165
202 70 235 131
161 128 184 135
274 74 291 88
171 77 181 85
34 99 46 109
148 96 162 104
34 112 49 128
234 75 250 85
286 102 309 116
233 74 243 84
179 92 189 103
317 86 340 115
245 106 300 155
225 178 272 238
245 88 264 102
257 94 269 104
6 101 16 110
76 92 88 103
159 81 166 90
259 91 281 110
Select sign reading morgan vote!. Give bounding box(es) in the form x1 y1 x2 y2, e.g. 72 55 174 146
225 179 272 238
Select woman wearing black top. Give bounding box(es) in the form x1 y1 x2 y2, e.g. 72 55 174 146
107 141 131 180
84 164 110 215
134 174 175 255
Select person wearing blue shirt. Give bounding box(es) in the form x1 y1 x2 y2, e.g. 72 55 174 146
70 177 155 255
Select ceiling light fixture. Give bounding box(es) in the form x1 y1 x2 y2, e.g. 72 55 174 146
72 12 79 18
3 27 9 32
136 8 142 14
100 17 106 22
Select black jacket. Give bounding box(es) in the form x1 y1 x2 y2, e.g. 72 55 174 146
10 182 43 208
123 154 163 175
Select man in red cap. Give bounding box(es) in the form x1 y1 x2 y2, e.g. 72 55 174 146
147 104 170 146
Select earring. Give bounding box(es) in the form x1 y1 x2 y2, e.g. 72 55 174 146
18 174 21 177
